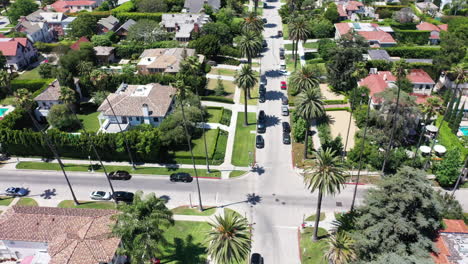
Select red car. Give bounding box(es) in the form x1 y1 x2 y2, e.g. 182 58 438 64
280 81 287 90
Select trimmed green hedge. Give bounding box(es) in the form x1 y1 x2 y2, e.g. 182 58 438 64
325 107 350 111
111 1 135 12
324 99 348 105
436 116 468 159
384 46 440 58
67 11 112 18
115 12 164 22
213 56 241 66
34 42 72 53
11 79 54 94
220 108 232 126
201 96 234 104
394 29 430 45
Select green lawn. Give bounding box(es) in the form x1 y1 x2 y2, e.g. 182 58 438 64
171 206 216 216
303 42 319 49
77 112 100 132
300 227 329 264
58 200 116 209
232 112 256 166
17 198 38 206
17 161 222 178
285 54 299 73
0 196 14 206
172 129 218 159
282 24 289 39
240 83 260 105
305 212 326 221
284 43 293 50
17 67 41 80
206 78 236 95
206 107 223 123
0 96 16 105
209 68 237 77
229 170 247 178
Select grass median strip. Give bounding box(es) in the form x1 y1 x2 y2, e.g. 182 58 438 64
229 170 247 178
300 227 328 264
171 206 216 216
232 112 256 166
17 198 38 206
16 162 222 178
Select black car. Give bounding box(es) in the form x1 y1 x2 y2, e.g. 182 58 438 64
282 97 288 105
251 253 264 264
258 110 266 123
259 83 266 93
262 39 267 48
283 132 291 144
257 122 266 133
170 172 193 182
113 191 134 203
259 91 266 103
282 121 290 133
108 170 132 180
262 18 267 23
279 48 285 59
256 135 265 148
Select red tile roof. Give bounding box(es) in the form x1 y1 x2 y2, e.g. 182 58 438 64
358 31 397 44
337 4 347 17
431 219 468 264
443 219 468 233
407 69 435 84
70 36 90 50
417 22 441 32
346 0 363 11
0 37 29 56
377 71 397 82
51 0 70 12
438 24 448 31
335 23 351 36
410 93 431 104
51 0 96 12
358 74 389 97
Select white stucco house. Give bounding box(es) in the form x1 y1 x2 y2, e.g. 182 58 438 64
97 83 176 133
0 37 38 70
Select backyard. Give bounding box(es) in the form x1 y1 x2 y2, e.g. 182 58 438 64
232 112 256 166
209 68 237 77
16 68 41 80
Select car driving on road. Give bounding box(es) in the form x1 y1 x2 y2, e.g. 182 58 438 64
5 187 29 197
108 170 132 180
251 253 264 264
281 105 289 116
170 172 193 182
280 81 287 90
256 135 265 148
113 191 134 203
89 191 112 200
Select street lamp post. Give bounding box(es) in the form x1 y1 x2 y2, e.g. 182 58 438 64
88 155 94 172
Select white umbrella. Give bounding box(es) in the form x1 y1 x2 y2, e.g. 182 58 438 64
425 125 438 133
434 145 447 154
420 146 431 154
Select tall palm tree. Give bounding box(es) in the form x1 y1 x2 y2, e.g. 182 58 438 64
206 210 251 264
77 61 94 77
304 148 347 241
237 30 262 66
289 65 320 95
381 60 408 173
295 87 324 159
242 12 264 33
253 0 259 15
59 86 78 112
288 16 309 69
173 79 204 211
15 89 80 205
235 65 257 125
324 232 357 264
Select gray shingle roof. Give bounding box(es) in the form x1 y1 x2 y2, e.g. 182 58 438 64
34 79 61 101
184 0 220 12
98 15 119 31
116 19 136 32
367 49 391 61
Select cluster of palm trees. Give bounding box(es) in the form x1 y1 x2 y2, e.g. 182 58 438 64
288 15 310 70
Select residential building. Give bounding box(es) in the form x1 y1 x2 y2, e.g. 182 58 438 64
337 1 365 21
94 46 116 64
34 79 82 121
70 36 90 50
435 70 468 96
50 0 104 13
334 22 397 47
98 15 120 34
415 1 438 15
0 37 38 70
97 83 176 133
115 19 136 37
137 48 203 74
161 13 210 41
24 11 76 37
365 49 433 64
432 219 468 264
0 206 124 264
416 22 448 45
15 17 54 43
183 0 220 13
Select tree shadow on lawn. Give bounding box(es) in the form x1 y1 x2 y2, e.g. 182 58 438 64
79 102 98 115
161 235 207 264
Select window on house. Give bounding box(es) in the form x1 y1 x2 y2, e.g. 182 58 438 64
153 117 158 122
129 117 132 121
136 117 140 121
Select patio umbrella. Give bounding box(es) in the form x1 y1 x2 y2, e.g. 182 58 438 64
434 144 447 154
420 146 432 154
425 125 438 133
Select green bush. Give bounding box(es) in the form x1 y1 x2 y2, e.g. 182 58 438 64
111 1 135 12
325 107 350 111
0 107 32 130
34 42 71 53
220 45 241 58
11 79 54 94
200 96 234 104
68 11 112 18
115 41 179 58
384 46 440 58
115 12 163 22
220 108 232 126
212 56 241 66
365 59 393 71
394 29 431 45
324 99 347 105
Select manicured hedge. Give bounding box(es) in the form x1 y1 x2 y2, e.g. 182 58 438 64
365 59 393 71
0 107 33 130
11 79 54 94
200 96 235 104
115 12 164 22
213 56 241 66
111 1 135 13
325 107 350 111
384 46 440 58
68 11 112 18
324 99 348 105
394 29 431 45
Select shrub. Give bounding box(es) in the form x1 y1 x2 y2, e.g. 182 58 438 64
435 149 461 187
111 1 135 12
68 11 112 18
212 56 241 66
220 108 232 126
220 45 241 58
34 42 71 53
384 46 440 58
394 29 431 45
11 79 53 94
324 99 347 105
38 63 56 78
200 96 234 104
115 12 163 22
0 107 32 130
47 105 81 132
365 59 393 71
325 107 350 111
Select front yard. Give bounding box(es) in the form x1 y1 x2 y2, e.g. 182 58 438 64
209 68 238 77
17 67 41 80
232 112 256 166
300 227 328 264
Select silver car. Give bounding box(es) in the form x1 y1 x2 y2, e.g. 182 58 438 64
281 105 289 116
89 191 112 200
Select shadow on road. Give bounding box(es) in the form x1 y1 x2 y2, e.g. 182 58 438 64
160 195 171 203
266 90 283 101
218 193 263 208
39 188 56 199
265 23 277 28
265 69 285 78
265 114 280 128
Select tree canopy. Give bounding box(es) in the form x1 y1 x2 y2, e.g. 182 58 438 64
127 19 173 44
7 0 38 22
68 14 98 38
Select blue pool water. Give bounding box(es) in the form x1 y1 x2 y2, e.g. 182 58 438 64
0 108 8 117
460 127 468 136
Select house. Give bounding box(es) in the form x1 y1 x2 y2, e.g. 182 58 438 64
415 1 438 15
161 13 210 41
15 17 54 43
435 70 468 96
97 83 176 133
0 206 124 264
365 49 433 64
334 22 397 47
337 1 364 21
115 19 136 37
183 0 220 13
70 36 90 50
50 0 103 13
416 22 448 45
24 10 76 37
0 37 38 70
94 46 116 64
432 219 468 264
406 69 436 95
98 15 120 34
137 48 203 74
34 79 82 121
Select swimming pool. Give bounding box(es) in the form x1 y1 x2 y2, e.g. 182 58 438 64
0 108 8 117
460 127 468 136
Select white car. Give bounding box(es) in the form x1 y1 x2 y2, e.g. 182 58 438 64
89 191 112 200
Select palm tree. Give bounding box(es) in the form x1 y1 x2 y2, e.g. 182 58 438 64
253 0 259 15
289 65 320 95
77 61 94 77
304 148 347 241
295 87 324 159
288 16 309 69
324 232 357 264
242 12 264 33
235 65 257 125
59 86 77 112
237 30 262 66
173 79 204 211
112 191 174 263
15 88 80 205
0 69 12 95
206 210 251 264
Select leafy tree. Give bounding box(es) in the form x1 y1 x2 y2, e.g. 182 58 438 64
353 167 442 261
112 192 174 264
91 34 113 46
289 65 320 96
304 148 347 241
318 38 337 61
136 0 167 12
292 116 307 142
419 96 443 124
202 22 232 45
59 45 96 75
215 8 236 25
321 135 343 156
392 7 414 23
189 34 220 58
399 77 413 93
0 69 12 95
92 90 110 106
364 253 435 264
436 31 467 71
435 149 461 187
59 86 78 110
349 86 369 110
206 210 251 264
323 3 339 23
47 104 81 131
7 0 37 22
237 30 262 65
68 14 98 38
38 63 56 78
215 77 225 96
309 18 334 39
127 19 172 44
235 65 257 124
324 232 357 264
452 103 464 133
77 61 94 77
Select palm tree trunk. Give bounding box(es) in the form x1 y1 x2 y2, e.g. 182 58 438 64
303 121 309 159
244 90 248 126
180 102 204 211
381 80 402 174
452 155 468 197
194 88 210 172
254 0 258 15
247 57 252 99
294 41 299 70
313 190 323 241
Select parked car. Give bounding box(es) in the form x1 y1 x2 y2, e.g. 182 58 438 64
262 39 267 48
282 121 290 133
279 48 285 59
278 30 283 37
262 18 267 23
108 170 132 180
259 91 266 103
280 64 287 74
251 253 264 264
257 122 266 133
113 191 134 203
280 81 287 90
89 191 111 200
283 132 291 144
258 110 266 123
263 2 267 7
170 172 193 182
256 135 265 148
281 105 289 116
282 97 288 105
259 83 266 93
5 187 28 197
